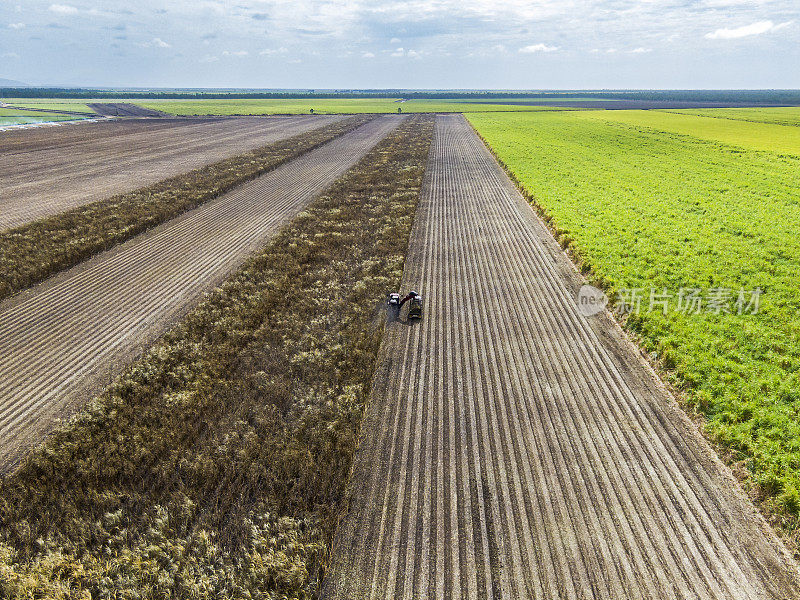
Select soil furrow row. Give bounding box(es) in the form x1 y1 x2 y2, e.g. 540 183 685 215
0 115 340 229
445 132 545 598
323 114 800 599
472 170 674 598
462 120 755 597
493 169 763 594
463 154 678 597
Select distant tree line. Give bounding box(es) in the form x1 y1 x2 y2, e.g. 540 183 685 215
2 87 799 104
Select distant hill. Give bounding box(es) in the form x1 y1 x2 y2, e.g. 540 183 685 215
0 78 28 87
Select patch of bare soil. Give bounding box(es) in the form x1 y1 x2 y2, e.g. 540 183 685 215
0 115 341 229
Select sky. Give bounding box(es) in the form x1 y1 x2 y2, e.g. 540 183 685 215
1 0 798 89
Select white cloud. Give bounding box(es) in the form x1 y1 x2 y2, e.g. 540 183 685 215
141 37 171 48
200 54 219 63
518 43 559 53
630 47 652 53
1 52 20 58
389 37 401 44
8 23 25 29
389 47 424 58
705 20 793 40
703 0 762 6
223 50 249 57
259 47 289 56
198 1 226 15
361 51 375 58
48 4 78 14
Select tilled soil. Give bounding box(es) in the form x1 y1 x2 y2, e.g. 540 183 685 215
87 103 167 117
0 115 341 230
3 104 97 116
323 115 800 599
0 115 404 472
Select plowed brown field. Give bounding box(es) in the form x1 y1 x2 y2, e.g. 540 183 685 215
86 102 167 117
0 115 341 230
0 115 403 472
324 115 800 599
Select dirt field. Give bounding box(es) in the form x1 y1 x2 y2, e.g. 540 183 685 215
0 115 403 472
2 103 97 117
324 115 800 599
87 102 167 117
0 115 341 230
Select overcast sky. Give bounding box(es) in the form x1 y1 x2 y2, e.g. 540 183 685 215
1 0 798 89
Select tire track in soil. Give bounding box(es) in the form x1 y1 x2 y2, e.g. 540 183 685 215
323 114 800 599
0 115 404 473
0 115 341 230
86 103 167 117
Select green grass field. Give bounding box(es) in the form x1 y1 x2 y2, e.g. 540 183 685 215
0 107 77 116
573 109 800 155
0 108 33 116
0 105 91 126
469 110 800 519
134 98 575 115
665 107 800 127
435 97 619 104
1 99 95 113
0 116 83 126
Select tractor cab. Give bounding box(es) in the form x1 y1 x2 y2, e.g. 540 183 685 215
407 294 423 319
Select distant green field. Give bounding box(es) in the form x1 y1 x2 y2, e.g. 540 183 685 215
664 107 800 127
0 107 76 117
2 99 95 113
0 108 32 116
470 110 800 518
0 114 82 126
573 109 800 155
0 104 93 126
135 98 575 115
436 97 618 104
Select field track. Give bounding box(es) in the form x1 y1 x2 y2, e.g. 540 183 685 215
0 115 403 472
324 115 800 599
2 103 97 117
0 115 341 230
87 102 167 117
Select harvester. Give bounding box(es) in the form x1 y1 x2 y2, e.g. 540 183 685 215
407 294 423 319
388 290 423 320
